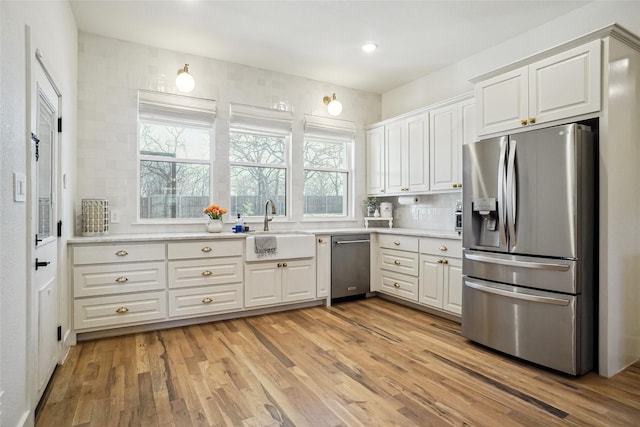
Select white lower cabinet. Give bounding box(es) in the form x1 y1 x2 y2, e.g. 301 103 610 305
167 240 244 318
376 235 419 302
245 258 316 308
74 291 167 330
315 235 331 298
418 238 462 315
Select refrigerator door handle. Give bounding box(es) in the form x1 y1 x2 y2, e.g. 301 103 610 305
498 139 508 247
464 280 570 306
507 140 517 247
464 252 571 271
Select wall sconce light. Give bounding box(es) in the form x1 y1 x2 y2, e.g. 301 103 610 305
176 64 195 93
323 93 343 116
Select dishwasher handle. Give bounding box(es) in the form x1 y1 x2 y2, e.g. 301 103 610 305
334 239 370 245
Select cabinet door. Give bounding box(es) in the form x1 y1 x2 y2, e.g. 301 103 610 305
429 104 459 191
385 121 407 193
443 257 462 315
366 126 385 195
476 66 528 136
529 39 601 125
418 254 443 308
406 112 429 192
315 236 330 298
457 99 476 187
244 263 282 308
282 259 316 303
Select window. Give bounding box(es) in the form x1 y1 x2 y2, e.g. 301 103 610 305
303 115 355 218
138 90 216 220
229 103 293 218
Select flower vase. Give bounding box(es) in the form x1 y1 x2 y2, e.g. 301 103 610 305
206 219 223 233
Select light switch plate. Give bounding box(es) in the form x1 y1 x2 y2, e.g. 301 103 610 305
13 172 26 202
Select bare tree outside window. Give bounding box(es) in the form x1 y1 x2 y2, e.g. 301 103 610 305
229 130 288 217
139 122 211 219
303 137 351 217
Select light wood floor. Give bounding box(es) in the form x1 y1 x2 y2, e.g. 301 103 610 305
36 298 640 426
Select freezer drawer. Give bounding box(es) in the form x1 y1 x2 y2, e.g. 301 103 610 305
461 277 593 375
463 249 580 294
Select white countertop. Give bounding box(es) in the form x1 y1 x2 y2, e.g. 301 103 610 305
67 227 461 244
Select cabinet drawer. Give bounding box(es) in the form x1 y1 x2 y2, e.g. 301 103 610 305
74 262 166 297
168 239 243 260
379 234 419 252
73 291 167 330
380 271 418 301
380 248 419 276
168 258 243 289
73 243 165 265
419 238 462 257
169 284 243 318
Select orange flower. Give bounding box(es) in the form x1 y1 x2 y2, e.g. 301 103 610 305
204 204 226 220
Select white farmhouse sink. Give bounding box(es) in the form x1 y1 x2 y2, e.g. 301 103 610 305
245 233 315 262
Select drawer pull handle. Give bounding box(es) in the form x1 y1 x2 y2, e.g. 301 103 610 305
202 297 213 304
115 250 128 256
202 270 213 276
115 306 129 314
394 260 401 265
201 246 212 253
439 245 448 251
393 282 400 288
394 241 401 246
115 276 128 283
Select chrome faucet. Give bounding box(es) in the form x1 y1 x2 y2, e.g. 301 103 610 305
264 199 276 231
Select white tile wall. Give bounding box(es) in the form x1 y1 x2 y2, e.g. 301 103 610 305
77 32 381 235
373 193 461 232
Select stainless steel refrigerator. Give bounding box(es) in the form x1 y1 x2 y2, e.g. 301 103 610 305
461 123 596 375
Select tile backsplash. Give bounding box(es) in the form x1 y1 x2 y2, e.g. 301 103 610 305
373 193 461 232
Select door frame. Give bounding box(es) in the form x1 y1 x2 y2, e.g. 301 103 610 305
26 30 64 409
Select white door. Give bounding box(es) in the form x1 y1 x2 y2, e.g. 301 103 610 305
429 104 458 191
475 66 528 136
30 63 60 404
282 259 316 303
406 112 429 193
385 121 406 194
244 263 281 307
366 127 385 195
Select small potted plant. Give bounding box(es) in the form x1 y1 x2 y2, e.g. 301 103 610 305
362 197 379 217
203 204 227 232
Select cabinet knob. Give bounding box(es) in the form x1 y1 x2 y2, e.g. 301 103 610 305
520 119 528 126
202 297 213 304
439 245 448 251
115 306 129 314
443 259 449 264
283 262 288 268
528 117 536 124
277 263 283 268
394 241 401 246
452 183 457 188
115 250 128 256
202 270 213 276
393 282 400 288
437 259 443 264
381 189 385 193
201 246 212 253
318 238 324 243
115 276 128 283
394 260 401 265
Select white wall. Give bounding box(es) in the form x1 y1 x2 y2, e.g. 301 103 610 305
382 1 640 119
0 1 77 426
76 33 381 235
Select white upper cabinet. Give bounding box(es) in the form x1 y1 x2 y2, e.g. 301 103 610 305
476 39 601 136
429 104 459 191
405 112 430 193
385 121 406 193
366 126 385 195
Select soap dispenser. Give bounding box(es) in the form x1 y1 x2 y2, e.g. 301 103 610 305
235 214 243 233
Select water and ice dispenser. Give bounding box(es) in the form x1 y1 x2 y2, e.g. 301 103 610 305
469 197 500 247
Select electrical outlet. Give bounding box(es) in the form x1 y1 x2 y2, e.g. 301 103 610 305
110 209 121 224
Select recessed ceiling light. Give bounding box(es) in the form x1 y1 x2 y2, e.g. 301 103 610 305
361 43 377 53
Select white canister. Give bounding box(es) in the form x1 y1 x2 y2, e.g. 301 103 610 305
380 202 393 218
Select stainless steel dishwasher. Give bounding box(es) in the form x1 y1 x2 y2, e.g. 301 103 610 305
331 234 370 303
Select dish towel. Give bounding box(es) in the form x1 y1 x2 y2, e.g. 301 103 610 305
254 235 277 257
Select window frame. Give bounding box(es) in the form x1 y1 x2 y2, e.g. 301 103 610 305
302 134 354 220
228 125 292 220
136 117 215 223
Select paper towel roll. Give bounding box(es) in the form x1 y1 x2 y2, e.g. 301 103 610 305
397 195 420 205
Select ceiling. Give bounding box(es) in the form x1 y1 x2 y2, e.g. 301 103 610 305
69 0 592 94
